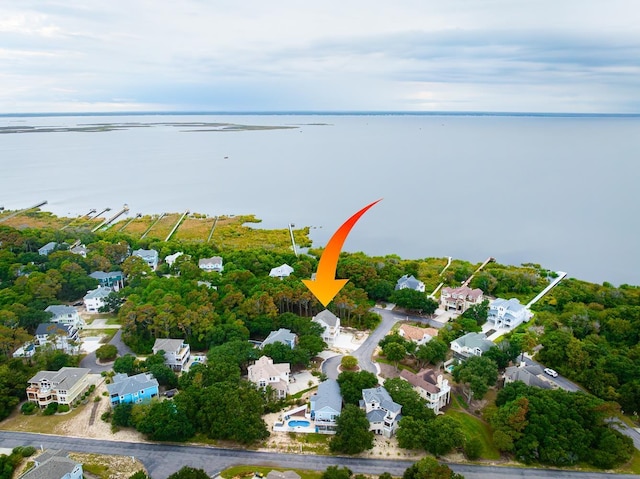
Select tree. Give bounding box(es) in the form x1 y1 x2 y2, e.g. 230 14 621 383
341 355 358 370
464 437 483 460
95 344 118 362
337 370 379 405
383 342 406 370
415 339 448 368
167 467 210 479
402 457 465 479
321 466 352 479
452 356 498 402
128 472 150 479
330 404 374 454
136 400 194 441
460 300 489 326
391 289 438 315
384 378 434 422
113 354 138 375
423 416 466 456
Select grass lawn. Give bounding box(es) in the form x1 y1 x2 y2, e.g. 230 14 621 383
221 465 322 479
447 410 501 460
0 403 87 434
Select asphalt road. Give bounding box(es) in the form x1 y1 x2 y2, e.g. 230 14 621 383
79 329 134 373
520 356 582 393
1 432 637 479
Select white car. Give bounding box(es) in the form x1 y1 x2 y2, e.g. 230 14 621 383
544 367 559 378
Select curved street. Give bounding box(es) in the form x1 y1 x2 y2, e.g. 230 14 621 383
1 431 637 479
79 329 134 373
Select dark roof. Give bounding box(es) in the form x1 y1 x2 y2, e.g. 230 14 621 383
35 323 70 336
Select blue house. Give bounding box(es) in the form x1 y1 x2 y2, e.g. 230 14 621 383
106 373 159 407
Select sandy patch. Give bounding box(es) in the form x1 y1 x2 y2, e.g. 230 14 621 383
331 329 368 353
68 452 147 479
81 337 103 353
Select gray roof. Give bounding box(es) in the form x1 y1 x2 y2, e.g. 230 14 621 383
22 451 80 479
395 274 423 290
44 305 77 317
38 241 57 253
107 372 158 397
452 332 494 352
491 297 527 314
84 286 112 300
362 386 402 414
89 271 123 280
261 328 297 348
35 323 70 336
153 338 186 353
132 249 158 259
311 379 342 413
29 367 90 390
366 409 387 422
313 309 339 327
504 364 552 389
199 256 223 265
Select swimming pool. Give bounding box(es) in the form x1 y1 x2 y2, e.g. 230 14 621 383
288 420 310 428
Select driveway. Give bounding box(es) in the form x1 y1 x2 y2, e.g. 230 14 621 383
80 329 134 373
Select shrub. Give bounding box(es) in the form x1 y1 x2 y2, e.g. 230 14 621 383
464 437 483 460
96 344 118 361
94 396 101 402
89 384 96 393
57 404 70 413
341 355 358 370
20 446 36 457
43 402 58 416
21 402 36 415
102 391 108 396
101 411 111 422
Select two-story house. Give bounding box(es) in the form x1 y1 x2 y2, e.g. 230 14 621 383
70 244 87 257
26 367 91 408
21 449 83 479
247 356 290 399
503 363 553 390
439 286 484 314
398 324 439 346
487 298 532 329
199 256 224 272
107 372 159 406
311 309 340 346
83 286 113 313
269 264 294 279
261 328 297 349
152 338 190 371
310 379 343 434
450 332 494 359
89 271 124 291
132 248 159 271
35 323 80 354
360 386 402 438
45 305 84 329
164 252 184 267
400 368 451 414
395 274 425 292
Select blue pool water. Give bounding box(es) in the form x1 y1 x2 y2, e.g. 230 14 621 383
288 420 310 428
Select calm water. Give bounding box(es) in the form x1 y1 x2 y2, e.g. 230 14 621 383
1 113 639 286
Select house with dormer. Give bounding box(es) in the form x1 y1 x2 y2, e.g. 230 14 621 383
26 367 91 408
199 256 224 272
247 356 290 399
440 286 484 314
152 338 190 371
312 309 340 346
310 379 343 434
45 305 83 329
35 323 79 354
107 372 159 406
450 332 494 359
395 274 425 292
132 248 159 271
398 324 439 346
83 286 113 312
487 298 533 329
400 368 451 414
360 386 402 438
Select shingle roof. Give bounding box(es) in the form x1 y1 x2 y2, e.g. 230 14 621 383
400 368 441 394
399 324 438 342
441 285 483 300
367 409 387 422
44 305 77 317
22 451 80 479
29 367 90 390
395 274 424 291
89 271 123 280
504 364 552 389
313 309 339 327
199 256 223 265
35 323 70 336
451 332 494 352
152 338 186 353
107 372 159 397
261 329 296 348
269 264 294 277
84 286 112 300
311 379 342 413
248 356 290 383
132 249 158 259
362 386 402 414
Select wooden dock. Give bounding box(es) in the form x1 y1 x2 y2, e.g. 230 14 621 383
140 213 165 239
0 200 47 224
165 210 189 241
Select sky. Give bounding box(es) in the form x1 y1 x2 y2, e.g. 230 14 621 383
1 1 640 113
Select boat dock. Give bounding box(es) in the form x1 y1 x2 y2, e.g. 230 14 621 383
207 216 219 242
0 200 47 224
91 205 130 232
461 256 495 288
140 213 165 239
165 210 189 241
526 271 568 308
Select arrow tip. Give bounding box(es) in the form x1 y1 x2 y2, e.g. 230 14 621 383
302 278 349 307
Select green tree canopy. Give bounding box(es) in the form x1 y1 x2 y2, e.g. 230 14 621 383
329 404 374 454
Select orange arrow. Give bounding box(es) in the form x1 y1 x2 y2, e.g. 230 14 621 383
302 199 382 306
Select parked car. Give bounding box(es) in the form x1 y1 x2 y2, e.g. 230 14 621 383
544 367 559 378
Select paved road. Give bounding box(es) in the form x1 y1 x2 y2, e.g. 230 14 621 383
79 329 134 373
519 356 582 392
1 432 637 479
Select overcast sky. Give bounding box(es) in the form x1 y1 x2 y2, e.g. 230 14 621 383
2 1 639 113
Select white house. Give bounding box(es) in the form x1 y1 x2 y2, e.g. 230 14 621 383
45 305 83 329
398 324 439 346
164 252 184 267
450 332 494 359
487 298 533 329
361 386 402 438
21 449 83 479
247 356 291 398
261 328 297 349
38 241 58 256
312 309 340 346
440 286 484 313
310 379 343 434
83 286 113 313
89 271 124 291
395 274 425 292
132 248 159 271
199 256 224 272
269 263 294 279
152 338 191 371
35 323 80 354
26 367 91 408
400 368 451 414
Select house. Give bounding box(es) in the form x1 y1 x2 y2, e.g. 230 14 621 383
487 298 533 329
269 263 294 279
38 241 58 256
107 372 159 406
26 367 91 408
199 256 224 272
504 363 553 390
35 323 80 354
450 332 494 359
83 286 113 312
89 271 124 291
312 309 340 346
12 342 36 358
164 252 184 267
261 328 297 349
132 248 159 271
440 286 484 313
266 471 300 479
310 379 343 434
152 338 190 371
395 274 425 292
247 356 290 398
45 305 83 329
361 386 402 438
398 324 439 345
400 368 451 414
21 449 83 479
69 244 87 257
